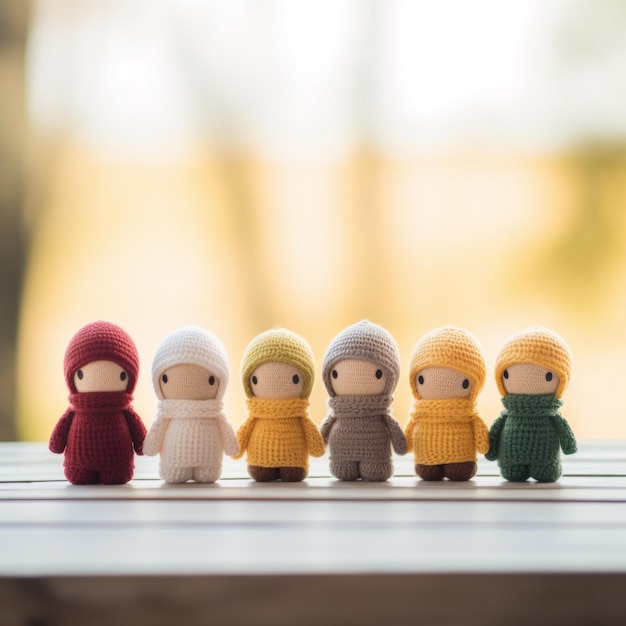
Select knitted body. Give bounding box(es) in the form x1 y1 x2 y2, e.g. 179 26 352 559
321 321 406 481
405 327 488 481
49 322 145 485
144 402 239 482
237 329 324 481
320 396 407 474
486 394 576 482
324 414 404 462
50 393 144 484
405 399 489 465
235 398 324 468
144 327 238 483
488 327 577 482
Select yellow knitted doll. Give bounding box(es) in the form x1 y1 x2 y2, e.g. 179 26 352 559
233 328 325 482
404 326 489 481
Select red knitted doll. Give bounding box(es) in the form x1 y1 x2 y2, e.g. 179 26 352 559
49 321 147 484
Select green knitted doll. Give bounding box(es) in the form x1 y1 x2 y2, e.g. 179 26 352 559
485 327 577 482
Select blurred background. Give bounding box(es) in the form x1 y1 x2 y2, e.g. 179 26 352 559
1 0 626 442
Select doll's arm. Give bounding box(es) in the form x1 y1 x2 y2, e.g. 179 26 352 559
232 417 255 460
485 412 506 461
473 416 490 455
302 417 325 458
124 409 147 455
404 418 415 454
384 415 408 455
319 414 335 444
143 418 168 456
218 415 240 457
49 409 74 453
553 415 577 455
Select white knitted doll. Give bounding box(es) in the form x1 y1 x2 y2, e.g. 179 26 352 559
143 327 239 483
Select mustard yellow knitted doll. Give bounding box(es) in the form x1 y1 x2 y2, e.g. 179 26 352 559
233 328 325 482
485 327 576 482
404 326 489 481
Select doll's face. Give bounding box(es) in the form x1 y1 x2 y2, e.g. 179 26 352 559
502 362 559 395
249 361 304 399
330 359 387 396
73 360 129 393
415 366 472 400
159 363 219 400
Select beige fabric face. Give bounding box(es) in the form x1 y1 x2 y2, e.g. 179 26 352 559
159 363 219 400
414 366 472 400
249 362 304 399
73 359 129 393
502 362 559 395
330 359 387 396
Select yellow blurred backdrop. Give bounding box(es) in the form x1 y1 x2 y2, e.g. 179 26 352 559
4 1 626 440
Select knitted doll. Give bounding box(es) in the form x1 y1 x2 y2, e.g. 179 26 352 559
485 327 577 482
143 327 239 483
233 328 325 482
49 321 146 485
320 320 407 481
404 326 489 481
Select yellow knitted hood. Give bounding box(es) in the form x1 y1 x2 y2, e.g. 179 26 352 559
495 327 572 398
409 326 486 400
241 328 315 399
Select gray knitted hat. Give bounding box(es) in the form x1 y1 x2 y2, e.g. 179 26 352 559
322 321 400 396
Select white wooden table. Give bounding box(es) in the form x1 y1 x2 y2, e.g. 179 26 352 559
2 441 626 625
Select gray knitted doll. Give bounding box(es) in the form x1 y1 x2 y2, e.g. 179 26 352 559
320 320 407 481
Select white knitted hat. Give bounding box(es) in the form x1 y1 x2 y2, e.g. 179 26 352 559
152 327 229 401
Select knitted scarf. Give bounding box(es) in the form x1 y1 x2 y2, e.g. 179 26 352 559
501 393 562 417
157 399 225 420
328 394 393 419
410 398 478 424
246 398 309 420
70 392 133 412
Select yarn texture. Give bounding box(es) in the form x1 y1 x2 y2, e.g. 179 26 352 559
49 321 146 485
235 398 324 467
235 329 324 474
485 394 577 482
495 326 572 398
404 327 489 470
487 327 576 483
143 327 239 483
406 398 489 464
321 321 407 482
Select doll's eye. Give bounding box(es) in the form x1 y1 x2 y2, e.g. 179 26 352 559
77 370 84 380
462 379 469 389
209 375 215 385
252 376 258 385
503 370 509 379
332 370 338 379
292 374 300 384
120 371 127 382
162 374 168 383
418 375 424 385
375 369 383 379
546 372 553 382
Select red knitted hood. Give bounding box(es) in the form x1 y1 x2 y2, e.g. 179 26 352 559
64 321 140 394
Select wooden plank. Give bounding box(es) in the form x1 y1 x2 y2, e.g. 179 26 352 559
3 498 626 525
5 475 626 504
3 516 626 576
2 441 626 624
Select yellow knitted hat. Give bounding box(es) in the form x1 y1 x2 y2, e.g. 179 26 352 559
409 326 486 399
495 327 572 398
241 328 315 399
